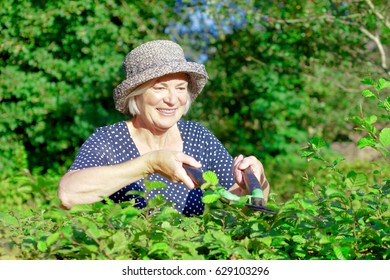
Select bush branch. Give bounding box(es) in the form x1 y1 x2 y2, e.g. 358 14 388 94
365 0 390 30
359 27 389 75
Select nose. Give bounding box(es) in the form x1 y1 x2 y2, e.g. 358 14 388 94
163 87 179 104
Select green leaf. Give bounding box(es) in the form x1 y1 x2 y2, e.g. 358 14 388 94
357 137 376 149
319 236 334 244
145 180 168 191
235 195 249 207
332 157 345 166
361 78 375 86
149 242 169 254
258 236 273 247
0 213 19 226
381 96 390 112
280 202 300 211
201 193 221 204
219 189 240 201
361 89 377 98
17 186 33 193
203 171 219 185
376 78 390 91
46 232 60 246
351 200 361 210
382 180 390 195
325 188 346 199
37 240 48 252
61 225 73 238
364 115 377 125
300 151 314 158
111 231 128 253
333 246 349 260
292 235 306 244
310 137 327 150
83 244 98 252
346 172 368 189
379 128 390 147
86 222 100 239
69 204 94 213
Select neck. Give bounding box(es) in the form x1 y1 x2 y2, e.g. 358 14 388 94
127 117 181 153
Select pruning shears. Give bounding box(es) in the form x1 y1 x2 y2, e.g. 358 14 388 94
183 164 277 215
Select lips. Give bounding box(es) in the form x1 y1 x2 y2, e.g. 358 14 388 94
157 108 177 115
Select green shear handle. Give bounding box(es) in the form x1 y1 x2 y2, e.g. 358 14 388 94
243 168 265 206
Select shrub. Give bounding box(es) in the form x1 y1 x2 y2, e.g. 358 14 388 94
1 78 388 260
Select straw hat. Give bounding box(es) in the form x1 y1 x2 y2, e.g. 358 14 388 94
113 40 208 116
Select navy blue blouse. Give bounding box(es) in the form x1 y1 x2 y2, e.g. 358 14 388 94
69 120 235 216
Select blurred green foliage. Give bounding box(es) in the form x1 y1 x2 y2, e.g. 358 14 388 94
0 0 176 173
1 0 389 195
0 0 389 260
182 0 389 159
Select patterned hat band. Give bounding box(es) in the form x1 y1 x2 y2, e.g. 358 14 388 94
113 40 209 116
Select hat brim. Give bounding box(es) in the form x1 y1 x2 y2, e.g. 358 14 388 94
113 61 208 116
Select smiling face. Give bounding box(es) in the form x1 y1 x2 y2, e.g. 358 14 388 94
134 73 190 132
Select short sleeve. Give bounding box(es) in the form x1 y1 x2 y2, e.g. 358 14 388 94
68 122 136 171
69 130 109 171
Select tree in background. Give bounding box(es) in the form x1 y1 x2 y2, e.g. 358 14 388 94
172 0 389 159
1 0 388 178
1 0 177 173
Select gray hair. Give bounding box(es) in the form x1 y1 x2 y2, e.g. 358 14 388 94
126 77 193 116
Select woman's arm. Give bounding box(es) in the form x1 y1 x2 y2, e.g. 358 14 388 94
58 150 201 209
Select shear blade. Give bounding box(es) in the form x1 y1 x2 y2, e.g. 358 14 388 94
245 204 278 215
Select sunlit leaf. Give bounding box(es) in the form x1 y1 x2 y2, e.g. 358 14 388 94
346 172 367 189
379 128 390 147
0 213 19 226
361 78 375 86
364 115 377 125
203 171 219 185
37 240 48 252
86 222 100 239
149 242 170 254
111 231 128 253
333 246 346 260
61 225 73 238
145 180 168 191
361 89 376 98
292 235 306 244
202 193 221 204
46 232 60 246
259 236 273 247
351 200 361 210
310 137 327 150
300 151 314 158
376 78 390 91
357 137 376 149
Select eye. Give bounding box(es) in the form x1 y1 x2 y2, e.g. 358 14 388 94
177 85 188 91
153 85 166 91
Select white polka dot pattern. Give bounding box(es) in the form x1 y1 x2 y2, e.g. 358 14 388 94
69 120 234 216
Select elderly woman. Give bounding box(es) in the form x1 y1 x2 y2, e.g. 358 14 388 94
58 40 270 216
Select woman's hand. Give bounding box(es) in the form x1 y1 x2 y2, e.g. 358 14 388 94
145 150 202 189
232 154 270 202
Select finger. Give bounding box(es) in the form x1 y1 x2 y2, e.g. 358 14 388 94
233 154 244 171
239 156 266 184
232 154 244 185
176 153 202 168
174 167 195 189
238 155 258 171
